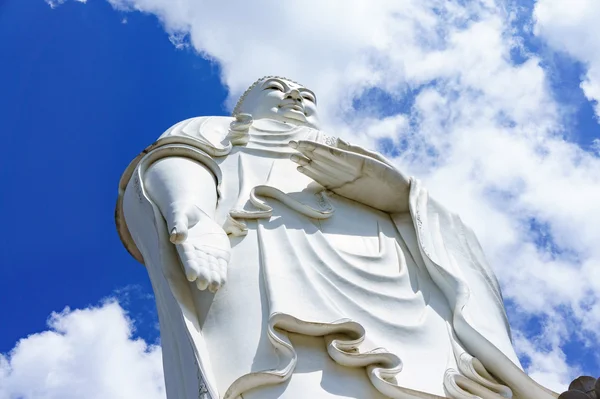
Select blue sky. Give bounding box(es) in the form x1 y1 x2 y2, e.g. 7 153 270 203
1 0 600 397
0 0 223 351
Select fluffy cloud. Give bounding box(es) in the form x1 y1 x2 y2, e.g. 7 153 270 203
534 0 600 120
45 0 85 9
45 0 600 392
0 301 165 399
513 330 577 394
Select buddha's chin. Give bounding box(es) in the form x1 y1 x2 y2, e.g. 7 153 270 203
255 109 317 128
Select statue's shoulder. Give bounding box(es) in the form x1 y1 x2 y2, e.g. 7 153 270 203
157 116 236 157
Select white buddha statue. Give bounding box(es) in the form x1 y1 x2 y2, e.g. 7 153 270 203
116 76 558 399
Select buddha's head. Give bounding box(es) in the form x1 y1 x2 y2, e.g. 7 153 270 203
233 76 320 129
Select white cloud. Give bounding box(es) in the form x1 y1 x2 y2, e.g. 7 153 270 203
45 0 67 8
48 0 600 389
0 301 165 399
534 0 600 120
514 329 575 393
45 0 86 8
592 138 600 155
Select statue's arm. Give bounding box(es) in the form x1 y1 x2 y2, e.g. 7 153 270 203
145 157 217 240
144 157 231 292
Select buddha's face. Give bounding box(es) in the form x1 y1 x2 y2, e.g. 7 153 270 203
237 78 320 129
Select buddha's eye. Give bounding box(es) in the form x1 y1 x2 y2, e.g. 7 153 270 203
264 84 284 92
301 93 316 103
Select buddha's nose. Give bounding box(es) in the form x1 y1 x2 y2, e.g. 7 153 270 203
286 89 302 102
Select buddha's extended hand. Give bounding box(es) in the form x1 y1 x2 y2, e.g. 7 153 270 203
290 140 410 213
167 202 231 292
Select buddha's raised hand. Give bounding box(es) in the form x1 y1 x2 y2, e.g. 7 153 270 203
167 202 231 292
290 140 411 214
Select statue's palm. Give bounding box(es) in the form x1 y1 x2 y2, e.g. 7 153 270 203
290 140 411 213
168 204 230 292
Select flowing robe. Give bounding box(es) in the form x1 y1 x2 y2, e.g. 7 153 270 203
116 116 557 399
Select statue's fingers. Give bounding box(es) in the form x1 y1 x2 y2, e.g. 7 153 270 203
289 140 329 164
289 140 317 153
196 279 209 291
311 145 360 169
291 153 353 180
309 159 356 182
183 259 199 282
218 259 228 285
290 154 310 166
336 138 394 167
169 213 189 244
293 139 360 171
208 264 221 293
291 152 355 178
195 263 210 291
297 165 339 188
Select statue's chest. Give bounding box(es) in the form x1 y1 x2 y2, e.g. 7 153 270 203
214 124 329 222
216 149 327 220
217 148 398 260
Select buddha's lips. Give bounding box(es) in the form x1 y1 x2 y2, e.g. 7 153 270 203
280 103 304 113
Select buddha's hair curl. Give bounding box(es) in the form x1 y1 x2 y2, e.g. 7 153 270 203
232 75 303 116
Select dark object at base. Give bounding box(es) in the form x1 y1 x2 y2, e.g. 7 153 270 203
559 376 600 399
